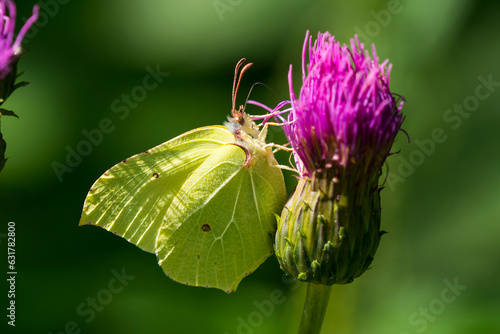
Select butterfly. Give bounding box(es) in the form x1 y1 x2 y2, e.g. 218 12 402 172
80 59 287 293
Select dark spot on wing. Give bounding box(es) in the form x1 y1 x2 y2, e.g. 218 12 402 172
152 172 159 178
144 150 150 154
122 158 128 163
201 224 211 232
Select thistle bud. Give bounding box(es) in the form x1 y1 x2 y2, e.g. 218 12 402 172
275 31 404 285
276 169 383 285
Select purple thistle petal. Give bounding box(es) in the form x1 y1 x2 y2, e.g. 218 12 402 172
284 31 404 177
13 4 39 52
0 0 38 79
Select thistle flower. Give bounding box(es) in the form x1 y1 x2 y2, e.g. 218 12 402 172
0 0 39 101
0 0 39 173
275 31 404 286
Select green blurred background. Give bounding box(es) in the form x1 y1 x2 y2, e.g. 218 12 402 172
1 0 499 333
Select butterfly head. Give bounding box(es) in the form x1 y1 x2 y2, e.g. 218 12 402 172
226 58 261 139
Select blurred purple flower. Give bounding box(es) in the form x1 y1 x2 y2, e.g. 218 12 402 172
0 0 39 80
0 0 38 173
284 31 404 177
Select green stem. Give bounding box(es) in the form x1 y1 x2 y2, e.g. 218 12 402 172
298 283 332 334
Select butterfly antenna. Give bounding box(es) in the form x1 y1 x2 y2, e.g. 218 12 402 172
232 58 246 113
231 59 253 126
233 59 253 114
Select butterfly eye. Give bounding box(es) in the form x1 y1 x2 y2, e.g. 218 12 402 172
234 115 244 125
233 106 246 125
